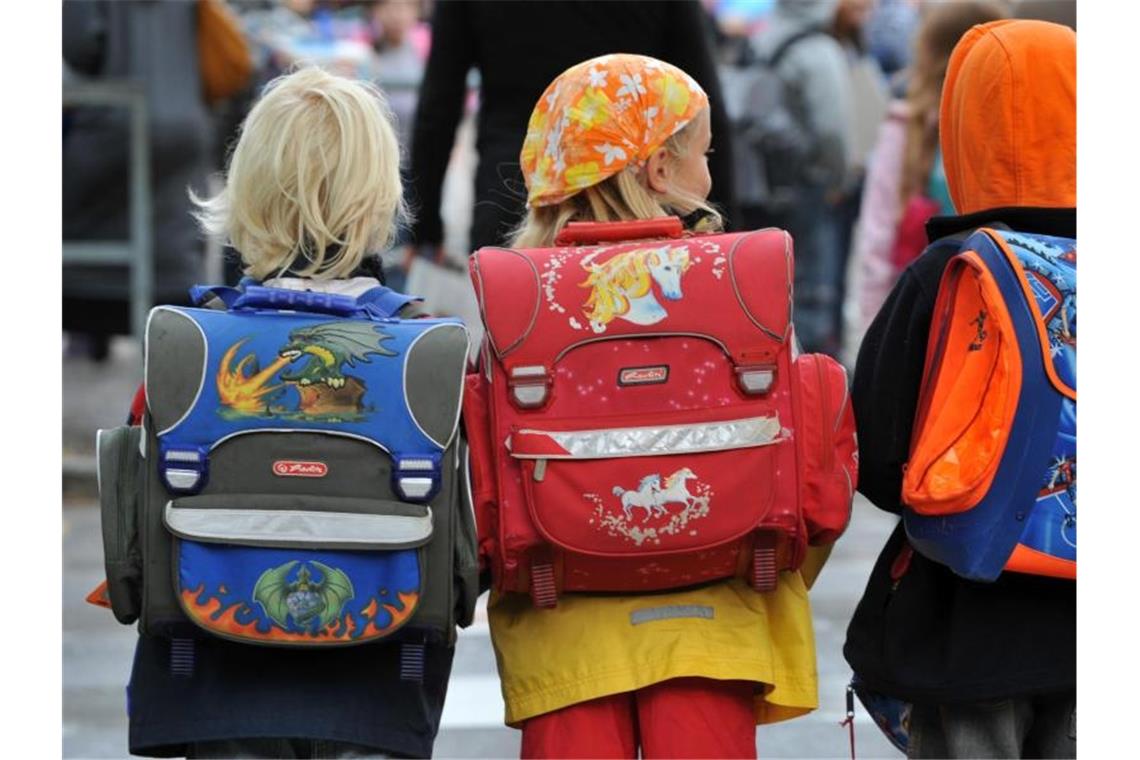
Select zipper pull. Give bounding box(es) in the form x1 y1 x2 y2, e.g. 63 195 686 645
533 459 547 482
841 681 857 760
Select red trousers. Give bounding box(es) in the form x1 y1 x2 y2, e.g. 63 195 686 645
520 677 757 759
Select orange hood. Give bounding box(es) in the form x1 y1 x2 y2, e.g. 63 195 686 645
940 20 1076 214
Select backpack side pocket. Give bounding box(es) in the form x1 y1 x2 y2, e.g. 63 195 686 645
96 425 144 624
795 354 857 545
462 370 499 577
903 251 1021 515
453 437 480 628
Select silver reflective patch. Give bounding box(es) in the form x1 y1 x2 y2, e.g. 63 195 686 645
630 604 715 625
164 503 434 546
540 415 781 458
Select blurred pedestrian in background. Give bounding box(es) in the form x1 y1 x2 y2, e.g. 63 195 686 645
841 0 1009 365
365 0 426 150
825 0 888 358
63 0 218 360
748 0 851 354
865 0 921 86
406 0 739 264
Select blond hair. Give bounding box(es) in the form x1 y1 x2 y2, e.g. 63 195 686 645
510 117 721 249
192 66 408 280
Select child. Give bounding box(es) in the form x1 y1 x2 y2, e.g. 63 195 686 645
122 66 450 759
488 54 835 759
844 20 1076 759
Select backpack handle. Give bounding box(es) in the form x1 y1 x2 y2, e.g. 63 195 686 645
233 286 365 316
229 285 420 319
554 216 684 246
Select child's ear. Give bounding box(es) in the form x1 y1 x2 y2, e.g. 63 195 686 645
644 147 672 195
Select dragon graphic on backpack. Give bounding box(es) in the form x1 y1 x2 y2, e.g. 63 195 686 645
903 227 1076 582
93 282 479 658
462 217 858 607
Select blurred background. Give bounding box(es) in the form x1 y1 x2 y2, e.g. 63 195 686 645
61 1 1076 757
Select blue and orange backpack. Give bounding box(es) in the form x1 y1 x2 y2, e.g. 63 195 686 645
902 227 1076 581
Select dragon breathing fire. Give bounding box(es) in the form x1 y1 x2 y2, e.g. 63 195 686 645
215 321 396 416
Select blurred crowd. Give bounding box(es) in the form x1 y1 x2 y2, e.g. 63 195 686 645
62 0 1075 363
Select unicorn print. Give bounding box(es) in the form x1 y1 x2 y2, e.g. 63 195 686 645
611 468 702 522
653 467 699 511
580 245 692 332
613 474 663 522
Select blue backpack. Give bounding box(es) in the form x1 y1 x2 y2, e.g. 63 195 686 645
902 228 1075 582
95 282 478 662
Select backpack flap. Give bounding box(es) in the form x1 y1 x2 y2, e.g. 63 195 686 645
145 306 469 501
902 229 1064 581
793 354 856 546
469 228 793 409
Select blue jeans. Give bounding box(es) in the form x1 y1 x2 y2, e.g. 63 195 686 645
907 691 1076 759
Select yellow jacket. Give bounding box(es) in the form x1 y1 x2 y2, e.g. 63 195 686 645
489 548 830 727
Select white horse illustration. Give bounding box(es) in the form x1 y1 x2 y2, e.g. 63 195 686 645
653 467 699 511
581 246 692 332
613 474 663 522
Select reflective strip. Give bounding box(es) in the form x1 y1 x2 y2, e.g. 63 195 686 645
630 604 714 625
513 415 782 459
164 503 432 547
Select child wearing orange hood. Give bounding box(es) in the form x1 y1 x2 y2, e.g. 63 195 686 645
844 19 1076 759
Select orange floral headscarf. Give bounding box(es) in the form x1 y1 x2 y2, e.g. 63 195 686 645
520 53 710 208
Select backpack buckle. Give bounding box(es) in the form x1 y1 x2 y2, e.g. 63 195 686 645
507 365 552 408
736 363 777 395
159 443 210 494
393 454 442 502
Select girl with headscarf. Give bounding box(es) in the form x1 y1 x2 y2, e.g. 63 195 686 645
488 53 832 759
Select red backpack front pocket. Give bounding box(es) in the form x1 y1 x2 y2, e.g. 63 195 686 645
508 413 784 563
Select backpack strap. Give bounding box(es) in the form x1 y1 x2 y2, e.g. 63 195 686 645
356 286 422 319
766 26 830 68
188 284 243 310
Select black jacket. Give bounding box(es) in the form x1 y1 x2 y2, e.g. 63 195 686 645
408 0 738 252
843 207 1076 704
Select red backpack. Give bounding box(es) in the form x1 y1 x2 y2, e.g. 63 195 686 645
462 218 856 607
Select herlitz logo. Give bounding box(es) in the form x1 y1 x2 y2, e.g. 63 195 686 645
272 460 329 478
619 365 670 386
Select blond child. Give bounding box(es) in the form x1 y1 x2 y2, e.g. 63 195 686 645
122 67 444 759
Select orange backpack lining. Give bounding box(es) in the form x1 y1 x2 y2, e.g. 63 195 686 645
1005 542 1076 580
904 250 1022 515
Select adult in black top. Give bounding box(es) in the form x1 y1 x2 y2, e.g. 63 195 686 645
407 0 739 254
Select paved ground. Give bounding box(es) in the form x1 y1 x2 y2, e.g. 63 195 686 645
63 337 901 759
